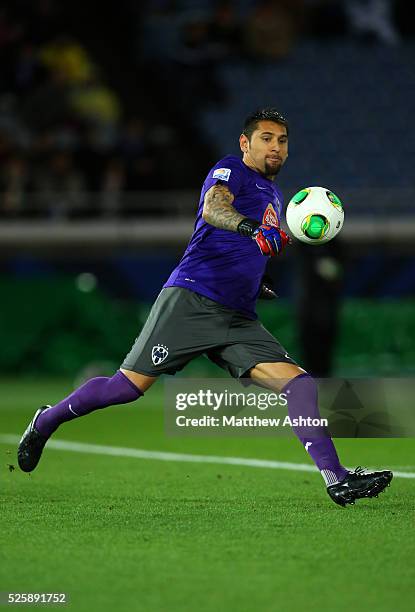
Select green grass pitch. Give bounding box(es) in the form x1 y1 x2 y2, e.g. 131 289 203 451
1 378 414 612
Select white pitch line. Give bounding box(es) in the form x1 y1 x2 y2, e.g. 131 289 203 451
1 434 415 479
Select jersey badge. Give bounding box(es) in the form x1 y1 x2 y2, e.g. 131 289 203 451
262 203 279 228
212 168 231 181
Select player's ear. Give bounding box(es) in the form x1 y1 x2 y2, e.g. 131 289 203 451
239 133 249 153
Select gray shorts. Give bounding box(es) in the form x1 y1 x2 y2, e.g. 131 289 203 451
121 287 296 378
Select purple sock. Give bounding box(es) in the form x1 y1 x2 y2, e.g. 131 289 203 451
35 370 143 437
282 373 348 486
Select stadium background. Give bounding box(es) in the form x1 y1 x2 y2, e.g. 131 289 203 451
1 3 415 611
0 0 415 375
1 0 414 380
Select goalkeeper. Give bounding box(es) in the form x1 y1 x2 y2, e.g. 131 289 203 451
18 108 392 506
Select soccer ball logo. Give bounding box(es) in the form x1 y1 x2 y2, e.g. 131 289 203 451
286 186 344 245
152 344 169 366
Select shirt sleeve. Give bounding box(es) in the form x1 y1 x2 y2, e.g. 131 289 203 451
201 157 245 199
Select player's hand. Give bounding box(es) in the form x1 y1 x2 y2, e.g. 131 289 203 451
237 217 291 257
237 218 291 257
253 225 291 257
259 274 278 300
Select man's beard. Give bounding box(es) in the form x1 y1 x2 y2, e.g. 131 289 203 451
264 161 282 177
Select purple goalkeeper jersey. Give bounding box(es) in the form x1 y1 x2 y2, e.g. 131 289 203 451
164 155 283 319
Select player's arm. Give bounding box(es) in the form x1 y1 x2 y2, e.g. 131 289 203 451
202 184 290 257
202 184 245 232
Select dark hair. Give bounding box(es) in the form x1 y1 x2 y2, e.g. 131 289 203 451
243 108 289 141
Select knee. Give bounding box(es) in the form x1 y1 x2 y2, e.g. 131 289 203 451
106 371 143 403
250 362 309 392
120 368 156 393
283 372 318 402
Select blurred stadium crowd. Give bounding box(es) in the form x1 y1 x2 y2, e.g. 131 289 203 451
1 0 413 218
1 1 414 378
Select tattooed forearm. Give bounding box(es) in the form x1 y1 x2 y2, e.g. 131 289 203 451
202 184 245 232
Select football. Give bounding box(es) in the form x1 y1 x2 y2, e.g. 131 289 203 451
286 186 344 244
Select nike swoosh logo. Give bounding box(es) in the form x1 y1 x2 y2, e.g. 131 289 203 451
256 184 268 190
68 403 79 416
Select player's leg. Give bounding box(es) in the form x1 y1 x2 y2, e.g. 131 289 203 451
120 369 156 391
17 370 155 473
18 287 229 472
208 325 349 485
35 369 156 438
17 288 172 473
210 316 392 506
250 361 392 506
250 361 349 484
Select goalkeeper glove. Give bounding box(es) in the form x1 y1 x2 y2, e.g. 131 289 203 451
237 218 291 257
259 274 278 300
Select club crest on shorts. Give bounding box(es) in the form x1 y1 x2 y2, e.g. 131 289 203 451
152 344 169 366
